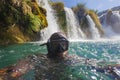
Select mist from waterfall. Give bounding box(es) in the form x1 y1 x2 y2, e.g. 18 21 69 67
101 11 120 38
64 7 85 40
86 15 100 39
109 11 120 34
38 0 60 41
103 25 118 38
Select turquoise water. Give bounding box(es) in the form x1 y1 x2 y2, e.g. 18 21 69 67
0 41 120 80
0 43 47 68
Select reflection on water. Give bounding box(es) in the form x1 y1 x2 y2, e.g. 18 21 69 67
0 41 120 80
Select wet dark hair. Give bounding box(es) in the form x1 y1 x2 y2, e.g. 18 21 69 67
47 32 69 58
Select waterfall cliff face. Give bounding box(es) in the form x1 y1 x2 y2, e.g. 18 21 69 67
100 11 120 38
108 11 120 34
86 15 100 39
64 7 85 40
38 0 60 41
37 1 102 40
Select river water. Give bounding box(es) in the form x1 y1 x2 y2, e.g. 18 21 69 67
0 40 120 80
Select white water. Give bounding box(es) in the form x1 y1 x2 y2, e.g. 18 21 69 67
103 25 119 38
38 0 60 40
64 7 85 39
86 15 100 39
101 11 120 38
109 11 120 34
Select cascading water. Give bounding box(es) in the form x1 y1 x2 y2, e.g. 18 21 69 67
86 15 100 39
64 7 85 40
100 11 120 38
108 11 120 34
103 25 118 38
38 0 60 41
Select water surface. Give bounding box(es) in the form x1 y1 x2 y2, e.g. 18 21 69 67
0 41 120 80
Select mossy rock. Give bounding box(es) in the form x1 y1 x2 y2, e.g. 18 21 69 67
0 0 48 45
25 13 42 33
0 25 30 45
26 0 48 29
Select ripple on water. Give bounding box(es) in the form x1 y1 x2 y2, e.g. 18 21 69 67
0 55 3 59
9 50 15 53
91 76 97 80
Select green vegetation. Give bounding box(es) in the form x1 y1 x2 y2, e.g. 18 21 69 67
0 0 48 45
0 25 30 45
72 3 87 14
51 2 67 33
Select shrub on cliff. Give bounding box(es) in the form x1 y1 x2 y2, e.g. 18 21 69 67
51 2 64 12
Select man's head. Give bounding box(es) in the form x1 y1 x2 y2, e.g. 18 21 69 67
46 32 69 59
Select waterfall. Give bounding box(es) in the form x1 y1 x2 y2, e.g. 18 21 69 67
38 0 60 41
109 11 120 34
102 12 118 38
103 25 118 38
86 15 100 39
100 11 120 38
64 7 85 39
